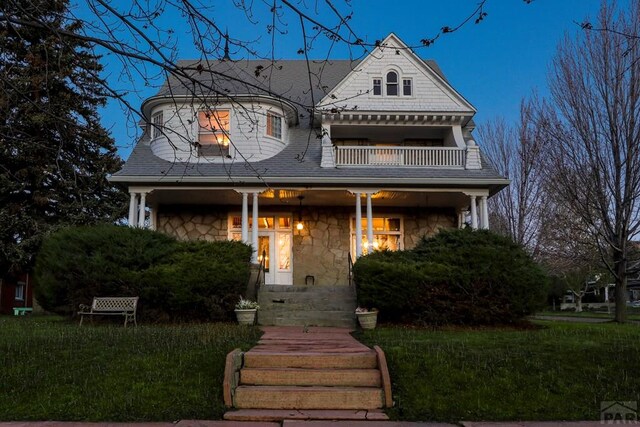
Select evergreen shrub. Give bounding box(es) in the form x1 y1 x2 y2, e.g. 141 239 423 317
35 225 252 322
353 228 548 325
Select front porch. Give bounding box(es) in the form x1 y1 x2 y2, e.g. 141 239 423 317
127 188 491 286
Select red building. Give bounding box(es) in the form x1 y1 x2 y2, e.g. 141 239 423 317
0 273 34 314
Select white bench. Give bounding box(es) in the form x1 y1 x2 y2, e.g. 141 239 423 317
78 297 138 327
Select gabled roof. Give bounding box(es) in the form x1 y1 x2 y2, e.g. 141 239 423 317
318 33 476 113
146 55 450 116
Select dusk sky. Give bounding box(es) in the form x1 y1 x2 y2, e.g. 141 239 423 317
77 0 625 160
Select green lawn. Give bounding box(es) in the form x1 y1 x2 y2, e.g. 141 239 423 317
0 315 261 422
3 316 640 423
357 321 640 422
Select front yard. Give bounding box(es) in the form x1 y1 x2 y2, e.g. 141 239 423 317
1 316 639 422
357 321 640 422
0 316 260 421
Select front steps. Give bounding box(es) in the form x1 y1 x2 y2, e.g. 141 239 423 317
223 326 391 422
257 285 357 328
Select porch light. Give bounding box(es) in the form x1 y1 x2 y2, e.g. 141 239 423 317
296 195 305 231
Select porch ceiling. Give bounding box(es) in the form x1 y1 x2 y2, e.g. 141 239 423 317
147 188 471 209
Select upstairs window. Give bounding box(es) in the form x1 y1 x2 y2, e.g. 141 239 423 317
150 112 163 139
403 79 412 96
372 78 382 95
266 112 282 139
198 110 230 157
386 71 398 96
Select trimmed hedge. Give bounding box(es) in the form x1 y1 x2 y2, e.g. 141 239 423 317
353 228 548 325
34 225 252 322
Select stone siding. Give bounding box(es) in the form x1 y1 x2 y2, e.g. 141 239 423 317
403 208 457 249
292 207 352 287
156 204 457 286
158 206 229 241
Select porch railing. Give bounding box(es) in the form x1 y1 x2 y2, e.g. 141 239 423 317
334 146 465 168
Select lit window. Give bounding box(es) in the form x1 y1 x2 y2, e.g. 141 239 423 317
150 112 163 139
198 110 230 157
266 112 282 139
372 78 382 96
403 79 412 96
351 216 402 255
15 282 25 301
386 71 398 96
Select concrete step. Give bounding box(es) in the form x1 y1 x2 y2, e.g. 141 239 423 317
260 285 354 293
240 368 381 387
257 312 356 328
234 385 384 410
223 408 389 421
244 351 378 369
258 301 357 311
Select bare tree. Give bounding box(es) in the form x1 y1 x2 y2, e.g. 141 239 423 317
538 1 640 323
479 99 549 258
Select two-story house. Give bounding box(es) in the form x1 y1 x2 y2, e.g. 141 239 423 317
110 33 508 287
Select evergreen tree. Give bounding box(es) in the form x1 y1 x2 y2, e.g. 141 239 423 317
0 0 126 274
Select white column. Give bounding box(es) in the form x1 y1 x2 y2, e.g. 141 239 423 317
241 192 249 244
138 192 147 228
251 192 259 263
480 195 489 229
149 207 156 231
470 195 478 230
128 192 138 227
366 193 374 253
355 192 363 257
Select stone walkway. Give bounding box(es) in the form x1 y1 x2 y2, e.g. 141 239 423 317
225 326 391 421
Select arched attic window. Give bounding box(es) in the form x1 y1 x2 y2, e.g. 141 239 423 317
386 71 399 96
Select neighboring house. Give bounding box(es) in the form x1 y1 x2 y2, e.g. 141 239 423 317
0 272 33 315
110 33 509 286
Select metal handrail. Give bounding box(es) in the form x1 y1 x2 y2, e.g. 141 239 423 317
254 249 266 294
348 251 354 287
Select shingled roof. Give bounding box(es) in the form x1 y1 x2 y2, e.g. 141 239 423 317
151 58 448 112
113 58 503 190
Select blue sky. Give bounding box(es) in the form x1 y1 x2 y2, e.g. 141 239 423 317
79 0 620 160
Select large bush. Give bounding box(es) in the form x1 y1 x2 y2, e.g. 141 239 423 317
354 228 548 325
35 225 252 322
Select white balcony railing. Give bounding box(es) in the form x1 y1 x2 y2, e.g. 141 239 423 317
334 146 466 168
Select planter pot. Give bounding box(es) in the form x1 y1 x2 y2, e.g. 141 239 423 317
235 309 257 325
356 311 378 329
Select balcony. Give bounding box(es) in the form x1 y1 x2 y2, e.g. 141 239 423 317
334 146 466 168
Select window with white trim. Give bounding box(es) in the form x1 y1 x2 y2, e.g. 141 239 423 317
403 79 412 96
386 71 399 96
150 112 163 139
351 216 403 256
372 78 382 96
266 112 282 139
198 110 230 157
15 281 25 301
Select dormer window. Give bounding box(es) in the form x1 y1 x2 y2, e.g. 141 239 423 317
403 79 412 96
198 110 230 157
266 112 282 139
386 71 398 96
150 111 163 139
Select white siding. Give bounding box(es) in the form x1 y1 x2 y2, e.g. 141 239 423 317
148 102 290 164
319 37 473 113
